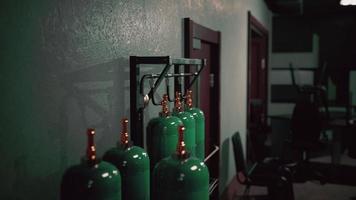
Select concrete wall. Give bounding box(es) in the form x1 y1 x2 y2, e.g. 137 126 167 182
0 0 271 199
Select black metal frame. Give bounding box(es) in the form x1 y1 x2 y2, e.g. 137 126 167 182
130 56 206 147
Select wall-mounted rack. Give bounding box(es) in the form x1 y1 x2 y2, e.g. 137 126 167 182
129 56 206 147
130 56 221 197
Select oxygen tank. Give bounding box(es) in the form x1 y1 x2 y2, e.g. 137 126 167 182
153 125 209 200
146 94 183 168
103 118 150 200
172 92 196 156
185 90 205 160
60 128 121 200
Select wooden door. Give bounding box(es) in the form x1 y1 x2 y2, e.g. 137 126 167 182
247 12 269 162
192 42 212 157
184 18 221 200
249 37 267 128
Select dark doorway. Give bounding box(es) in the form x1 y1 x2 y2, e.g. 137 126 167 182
184 18 221 200
247 12 269 162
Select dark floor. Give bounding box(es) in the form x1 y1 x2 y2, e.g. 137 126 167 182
233 153 356 200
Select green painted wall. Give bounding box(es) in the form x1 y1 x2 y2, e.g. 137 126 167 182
0 0 271 199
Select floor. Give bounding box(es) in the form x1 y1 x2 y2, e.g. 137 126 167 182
233 153 356 200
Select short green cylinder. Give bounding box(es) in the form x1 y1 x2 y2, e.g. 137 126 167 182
146 115 183 168
153 155 209 200
60 161 122 200
186 107 205 160
172 111 196 156
103 145 150 200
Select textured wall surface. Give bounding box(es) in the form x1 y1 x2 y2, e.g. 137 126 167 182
0 0 271 199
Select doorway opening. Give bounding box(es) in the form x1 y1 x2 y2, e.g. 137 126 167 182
247 12 270 163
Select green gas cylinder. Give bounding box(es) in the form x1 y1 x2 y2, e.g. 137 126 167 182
103 118 150 200
61 128 122 200
172 92 196 156
153 125 209 200
146 94 183 168
185 90 205 160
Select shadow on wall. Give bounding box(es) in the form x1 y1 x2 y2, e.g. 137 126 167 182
4 58 129 200
55 57 130 162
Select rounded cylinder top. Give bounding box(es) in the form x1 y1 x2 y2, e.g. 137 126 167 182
149 115 183 136
184 90 204 120
153 122 208 199
61 161 121 200
104 145 150 172
154 155 209 192
61 128 121 200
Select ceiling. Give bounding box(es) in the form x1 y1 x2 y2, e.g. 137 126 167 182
265 0 356 16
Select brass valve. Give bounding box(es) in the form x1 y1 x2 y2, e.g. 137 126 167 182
174 92 183 112
120 118 130 148
160 94 170 117
86 128 97 166
176 125 188 159
185 90 193 108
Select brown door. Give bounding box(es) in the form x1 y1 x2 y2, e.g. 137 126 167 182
184 18 221 200
249 37 267 128
247 12 269 162
192 42 212 156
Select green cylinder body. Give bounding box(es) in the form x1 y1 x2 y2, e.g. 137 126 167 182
60 161 121 200
153 155 209 200
146 115 183 168
172 111 196 156
103 145 150 200
186 107 205 160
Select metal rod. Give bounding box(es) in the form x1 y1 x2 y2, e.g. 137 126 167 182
139 74 153 95
289 63 296 87
209 178 219 195
165 77 174 102
185 59 206 93
130 56 143 147
149 77 162 106
146 64 172 106
204 145 219 163
140 72 199 105
171 58 204 65
186 67 203 90
142 72 198 79
130 56 205 147
132 56 203 65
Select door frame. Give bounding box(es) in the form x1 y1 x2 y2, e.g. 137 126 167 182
184 17 221 199
247 11 269 127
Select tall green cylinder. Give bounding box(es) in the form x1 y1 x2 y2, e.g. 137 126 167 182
146 113 183 167
172 93 196 156
103 146 150 200
186 107 205 159
103 118 150 200
146 94 183 168
185 90 205 160
153 126 209 200
61 128 121 200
